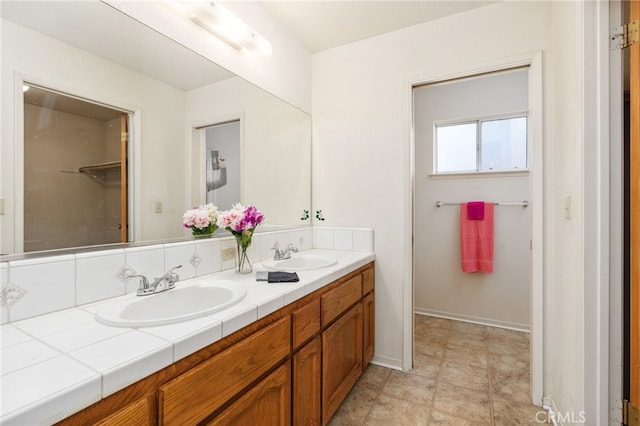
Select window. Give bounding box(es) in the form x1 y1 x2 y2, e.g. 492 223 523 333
435 116 527 173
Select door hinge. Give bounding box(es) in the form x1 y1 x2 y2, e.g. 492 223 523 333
611 19 639 50
623 399 640 426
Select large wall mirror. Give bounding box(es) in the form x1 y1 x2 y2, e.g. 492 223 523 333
0 1 312 257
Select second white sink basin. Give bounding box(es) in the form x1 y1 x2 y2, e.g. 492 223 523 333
263 254 337 271
96 280 246 327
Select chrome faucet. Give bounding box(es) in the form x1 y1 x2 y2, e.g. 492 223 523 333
128 265 182 296
271 243 298 260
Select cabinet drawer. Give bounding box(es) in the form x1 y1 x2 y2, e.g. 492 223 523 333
293 299 320 350
159 316 291 426
321 274 362 327
94 396 153 426
362 266 374 295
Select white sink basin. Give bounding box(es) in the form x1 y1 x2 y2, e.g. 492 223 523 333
95 280 246 327
263 254 337 271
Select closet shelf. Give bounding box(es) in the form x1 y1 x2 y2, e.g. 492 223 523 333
78 161 121 173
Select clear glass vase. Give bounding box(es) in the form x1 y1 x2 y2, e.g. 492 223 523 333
235 238 253 274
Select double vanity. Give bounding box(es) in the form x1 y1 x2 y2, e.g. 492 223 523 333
1 235 375 426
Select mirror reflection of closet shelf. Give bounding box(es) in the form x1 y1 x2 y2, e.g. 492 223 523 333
63 161 122 185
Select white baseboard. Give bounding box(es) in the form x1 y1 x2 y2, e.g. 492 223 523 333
370 355 403 371
414 307 530 332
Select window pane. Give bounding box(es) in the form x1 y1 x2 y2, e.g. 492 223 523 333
480 117 527 171
436 123 477 172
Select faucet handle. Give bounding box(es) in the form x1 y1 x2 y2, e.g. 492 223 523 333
166 265 182 284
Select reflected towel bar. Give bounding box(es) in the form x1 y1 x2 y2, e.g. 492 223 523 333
436 201 528 207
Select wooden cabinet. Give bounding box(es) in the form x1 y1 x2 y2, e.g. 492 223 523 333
58 262 374 426
159 317 290 425
322 303 363 423
293 337 321 425
207 362 291 426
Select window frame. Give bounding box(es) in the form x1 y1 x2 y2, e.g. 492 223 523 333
433 112 529 175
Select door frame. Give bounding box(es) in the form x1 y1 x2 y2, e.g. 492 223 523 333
12 74 139 251
404 50 544 404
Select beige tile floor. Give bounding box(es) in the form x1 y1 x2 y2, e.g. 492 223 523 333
328 314 549 426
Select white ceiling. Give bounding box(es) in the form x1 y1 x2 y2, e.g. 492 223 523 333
259 1 497 53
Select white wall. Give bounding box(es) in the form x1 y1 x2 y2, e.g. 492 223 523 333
545 0 587 419
312 0 598 420
106 0 312 113
312 0 553 370
0 20 187 253
185 77 312 226
413 69 531 329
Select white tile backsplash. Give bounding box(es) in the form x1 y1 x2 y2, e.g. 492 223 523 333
7 256 75 321
123 245 165 294
334 228 354 251
195 238 222 276
164 242 197 281
290 228 313 251
247 233 262 263
75 249 126 305
259 232 277 261
314 228 334 249
0 227 372 324
353 228 375 252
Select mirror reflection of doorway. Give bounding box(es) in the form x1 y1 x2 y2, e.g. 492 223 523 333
202 120 240 210
23 84 129 252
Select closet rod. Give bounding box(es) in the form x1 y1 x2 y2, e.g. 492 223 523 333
435 201 528 208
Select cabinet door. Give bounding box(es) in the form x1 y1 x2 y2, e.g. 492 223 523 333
362 292 375 366
293 336 321 425
322 303 363 424
207 362 291 426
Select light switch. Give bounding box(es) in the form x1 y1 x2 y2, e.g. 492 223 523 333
155 202 163 214
0 198 4 215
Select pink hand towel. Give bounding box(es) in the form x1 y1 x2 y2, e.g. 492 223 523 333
467 201 485 220
460 202 494 273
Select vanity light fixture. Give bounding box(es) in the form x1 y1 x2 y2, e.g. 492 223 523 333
189 2 272 56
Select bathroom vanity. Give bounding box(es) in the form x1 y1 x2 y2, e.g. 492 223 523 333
52 261 375 425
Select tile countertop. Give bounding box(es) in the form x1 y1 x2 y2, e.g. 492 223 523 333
0 249 374 425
